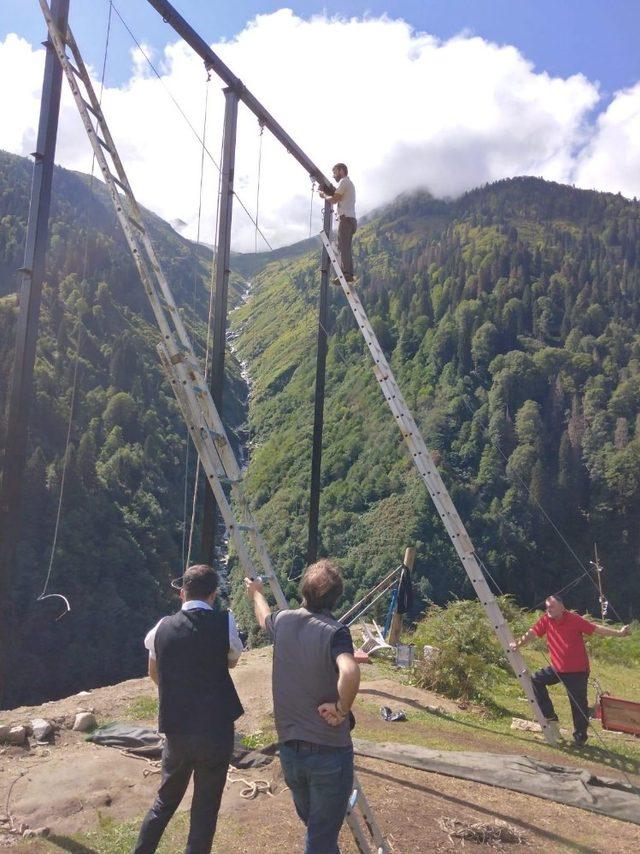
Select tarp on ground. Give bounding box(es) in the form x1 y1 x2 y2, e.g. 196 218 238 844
87 723 273 767
353 738 640 826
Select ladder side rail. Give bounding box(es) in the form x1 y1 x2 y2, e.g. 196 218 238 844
62 24 136 200
320 233 555 740
41 1 197 360
351 782 390 853
161 346 290 610
41 5 182 354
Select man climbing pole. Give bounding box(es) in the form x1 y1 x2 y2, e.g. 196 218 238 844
245 560 360 853
319 163 357 283
134 565 244 854
511 593 631 745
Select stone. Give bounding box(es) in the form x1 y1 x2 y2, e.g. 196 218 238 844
72 712 97 732
422 645 440 662
511 717 542 732
22 827 50 838
0 724 11 742
7 726 27 745
30 718 54 742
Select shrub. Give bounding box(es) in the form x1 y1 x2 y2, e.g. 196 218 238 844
408 596 530 704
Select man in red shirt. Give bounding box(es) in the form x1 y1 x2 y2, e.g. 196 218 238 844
511 594 631 744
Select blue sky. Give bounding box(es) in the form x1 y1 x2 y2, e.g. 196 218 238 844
3 0 639 96
1 2 639 249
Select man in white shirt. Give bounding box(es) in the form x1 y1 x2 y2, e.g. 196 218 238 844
319 163 357 283
134 564 244 853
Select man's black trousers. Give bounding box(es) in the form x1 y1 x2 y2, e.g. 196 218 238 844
531 667 589 740
133 728 233 854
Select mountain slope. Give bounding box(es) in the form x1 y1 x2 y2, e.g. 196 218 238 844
229 178 640 626
0 150 245 706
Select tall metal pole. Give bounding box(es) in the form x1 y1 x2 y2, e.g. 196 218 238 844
306 201 333 564
201 87 239 564
0 0 69 702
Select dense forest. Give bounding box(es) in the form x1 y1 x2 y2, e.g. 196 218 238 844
2 146 640 705
228 177 640 632
0 150 246 706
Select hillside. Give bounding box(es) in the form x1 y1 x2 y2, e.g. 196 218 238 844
229 177 640 630
0 150 246 707
3 151 640 706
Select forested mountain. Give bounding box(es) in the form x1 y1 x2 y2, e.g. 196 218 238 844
2 146 640 706
229 177 640 631
0 150 246 706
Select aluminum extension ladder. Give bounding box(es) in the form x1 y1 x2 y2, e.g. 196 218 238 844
39 2 390 849
321 232 559 745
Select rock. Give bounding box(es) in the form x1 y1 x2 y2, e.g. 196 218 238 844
422 644 440 662
511 717 542 732
72 712 97 732
23 827 50 838
7 726 28 745
77 690 92 696
30 718 54 742
0 724 11 742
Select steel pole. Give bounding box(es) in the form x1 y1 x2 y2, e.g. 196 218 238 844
0 0 70 703
306 201 333 564
201 87 239 564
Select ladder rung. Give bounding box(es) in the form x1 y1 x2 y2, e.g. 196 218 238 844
67 59 83 79
109 172 130 195
96 134 114 155
127 215 145 234
80 97 100 119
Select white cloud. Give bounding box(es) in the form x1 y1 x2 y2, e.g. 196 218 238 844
574 82 640 200
0 10 636 251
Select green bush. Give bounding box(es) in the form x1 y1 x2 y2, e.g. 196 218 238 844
408 596 530 703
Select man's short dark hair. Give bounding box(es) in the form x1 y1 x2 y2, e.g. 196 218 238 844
546 593 564 606
300 559 343 613
333 162 348 175
183 564 218 600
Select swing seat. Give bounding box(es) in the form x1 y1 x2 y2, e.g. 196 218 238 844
599 694 640 736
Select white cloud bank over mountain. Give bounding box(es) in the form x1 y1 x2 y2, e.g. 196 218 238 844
1 10 638 250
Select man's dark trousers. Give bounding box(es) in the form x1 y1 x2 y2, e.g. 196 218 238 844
337 216 356 280
133 727 233 854
531 667 589 740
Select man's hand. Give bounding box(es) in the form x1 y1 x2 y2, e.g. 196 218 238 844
619 624 631 637
509 641 518 652
318 702 347 727
244 577 264 600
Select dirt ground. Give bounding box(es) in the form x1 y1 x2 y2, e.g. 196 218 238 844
1 650 639 852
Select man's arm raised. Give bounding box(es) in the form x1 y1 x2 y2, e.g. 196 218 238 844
244 577 271 630
593 623 632 638
509 627 538 652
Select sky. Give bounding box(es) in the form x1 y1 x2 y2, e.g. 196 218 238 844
1 1 640 251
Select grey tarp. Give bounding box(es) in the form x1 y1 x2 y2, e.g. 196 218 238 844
353 738 640 825
87 723 274 768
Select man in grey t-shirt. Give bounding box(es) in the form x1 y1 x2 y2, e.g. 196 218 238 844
245 559 360 853
319 163 357 283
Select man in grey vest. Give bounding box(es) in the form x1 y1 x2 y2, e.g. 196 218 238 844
245 559 360 853
134 564 244 854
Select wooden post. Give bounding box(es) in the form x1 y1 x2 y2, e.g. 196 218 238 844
388 546 415 645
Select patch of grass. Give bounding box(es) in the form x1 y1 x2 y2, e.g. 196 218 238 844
240 729 276 750
124 696 158 721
